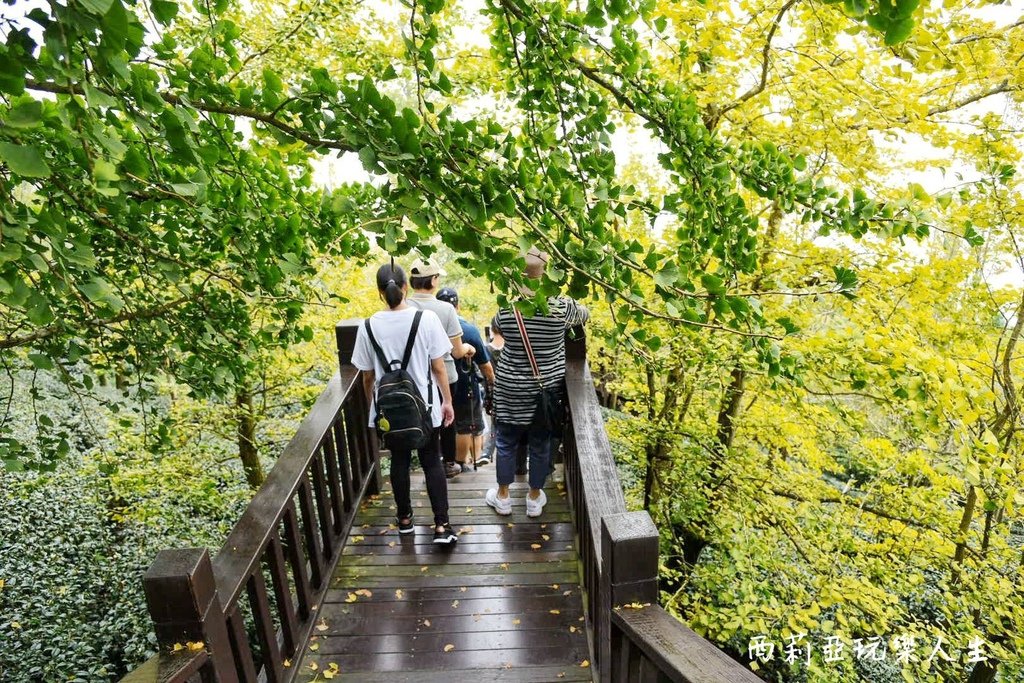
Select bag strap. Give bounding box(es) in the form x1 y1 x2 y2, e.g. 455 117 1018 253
402 310 434 408
401 310 423 371
364 318 395 371
513 308 543 383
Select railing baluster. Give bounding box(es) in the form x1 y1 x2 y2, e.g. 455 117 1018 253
332 419 355 512
246 569 284 683
297 474 325 588
282 502 313 620
344 403 364 488
225 606 259 683
321 426 346 530
310 449 336 559
265 532 298 657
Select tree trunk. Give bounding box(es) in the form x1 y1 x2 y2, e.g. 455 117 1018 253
967 662 997 683
237 388 264 489
952 485 977 585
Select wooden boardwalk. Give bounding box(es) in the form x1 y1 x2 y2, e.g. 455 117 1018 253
294 464 594 682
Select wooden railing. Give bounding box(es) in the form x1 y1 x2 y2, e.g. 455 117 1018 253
122 321 375 683
562 334 761 683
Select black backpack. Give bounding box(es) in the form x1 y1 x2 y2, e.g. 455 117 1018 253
364 311 433 451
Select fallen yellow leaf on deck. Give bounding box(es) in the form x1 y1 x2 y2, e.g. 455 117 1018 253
451 600 459 608
309 662 318 671
283 659 291 667
186 641 203 651
172 643 183 652
542 534 550 541
465 507 473 513
460 586 467 592
355 589 373 597
500 563 509 570
395 589 404 599
444 644 455 652
550 609 560 614
309 642 320 651
423 619 432 627
345 593 358 603
580 660 590 668
351 535 364 543
323 663 340 679
569 625 577 633
551 584 559 589
531 543 542 550
388 541 396 547
316 619 329 632
420 565 429 572
557 673 566 678
506 522 515 528
512 618 521 625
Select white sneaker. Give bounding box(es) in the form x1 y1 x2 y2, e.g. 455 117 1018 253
485 488 512 515
526 490 547 518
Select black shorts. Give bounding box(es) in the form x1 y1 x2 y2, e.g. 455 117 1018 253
453 399 484 435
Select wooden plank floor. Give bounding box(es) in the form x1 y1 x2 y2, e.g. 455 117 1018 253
294 464 594 682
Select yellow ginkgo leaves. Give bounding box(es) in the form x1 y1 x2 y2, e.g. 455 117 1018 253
443 643 456 652
171 641 204 652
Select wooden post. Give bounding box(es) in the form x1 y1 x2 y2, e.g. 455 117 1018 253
335 319 383 495
143 548 239 683
565 324 586 361
335 319 362 369
599 512 659 683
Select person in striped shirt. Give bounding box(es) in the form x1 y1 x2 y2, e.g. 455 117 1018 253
484 249 589 518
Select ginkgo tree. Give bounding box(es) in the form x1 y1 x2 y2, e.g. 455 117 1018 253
2 0 1021 680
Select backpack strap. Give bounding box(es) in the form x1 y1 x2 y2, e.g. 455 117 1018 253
364 318 396 371
400 310 423 370
400 310 434 408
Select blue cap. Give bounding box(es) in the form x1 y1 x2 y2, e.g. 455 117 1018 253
436 287 459 307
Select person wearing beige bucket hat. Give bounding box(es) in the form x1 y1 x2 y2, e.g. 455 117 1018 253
406 256 476 479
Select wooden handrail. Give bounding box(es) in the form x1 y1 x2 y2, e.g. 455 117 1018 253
562 332 759 682
611 605 761 682
121 321 380 683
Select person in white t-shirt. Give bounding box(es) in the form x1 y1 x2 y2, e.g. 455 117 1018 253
351 262 458 545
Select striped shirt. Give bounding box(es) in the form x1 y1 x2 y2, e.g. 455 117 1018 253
491 297 589 425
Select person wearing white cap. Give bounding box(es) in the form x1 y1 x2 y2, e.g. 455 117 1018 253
406 257 476 479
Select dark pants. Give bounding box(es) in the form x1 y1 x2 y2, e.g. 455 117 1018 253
440 381 458 463
390 429 449 526
495 422 553 490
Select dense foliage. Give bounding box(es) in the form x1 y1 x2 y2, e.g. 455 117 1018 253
1 0 1022 680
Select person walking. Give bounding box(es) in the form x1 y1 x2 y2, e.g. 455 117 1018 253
350 262 458 545
406 257 475 480
436 287 496 472
485 249 589 518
